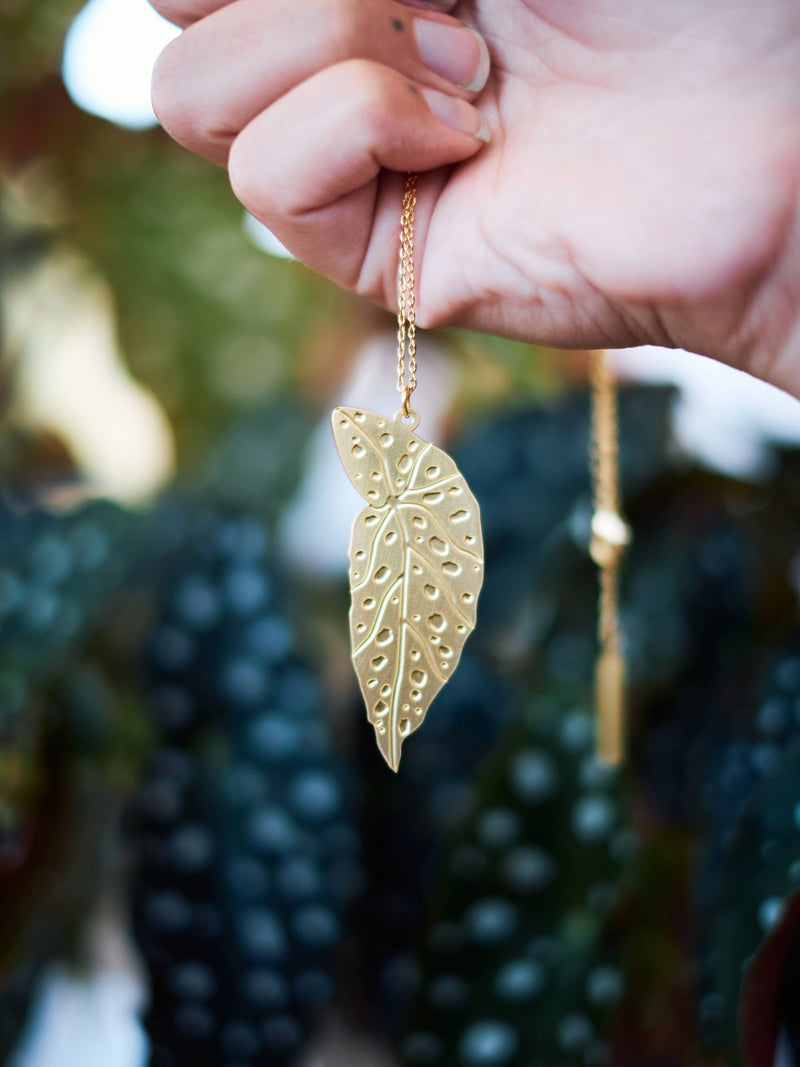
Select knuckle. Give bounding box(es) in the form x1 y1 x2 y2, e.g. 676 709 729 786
152 34 228 155
312 0 384 61
228 132 274 217
147 0 199 26
335 60 398 133
321 0 358 56
150 38 186 135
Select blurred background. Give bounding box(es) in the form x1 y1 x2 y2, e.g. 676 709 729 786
3 2 800 1065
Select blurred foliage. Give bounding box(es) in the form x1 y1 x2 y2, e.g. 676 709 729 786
0 497 149 1061
4 377 800 1067
369 395 800 1067
0 498 139 842
4 4 800 1067
1 0 373 467
131 508 361 1067
0 0 84 97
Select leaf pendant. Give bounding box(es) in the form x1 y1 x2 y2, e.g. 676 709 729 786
332 405 484 771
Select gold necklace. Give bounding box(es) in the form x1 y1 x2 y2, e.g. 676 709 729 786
590 349 631 764
333 174 628 769
332 174 485 772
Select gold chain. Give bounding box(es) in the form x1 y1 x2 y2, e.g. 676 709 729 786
395 175 628 761
589 350 631 764
397 173 418 417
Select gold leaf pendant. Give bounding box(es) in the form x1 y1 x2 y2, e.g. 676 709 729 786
332 405 484 771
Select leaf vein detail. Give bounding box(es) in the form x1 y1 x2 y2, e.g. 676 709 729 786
404 544 475 629
339 411 393 497
404 441 432 493
398 502 483 565
389 623 408 767
402 618 448 683
352 575 403 655
400 472 460 498
349 506 394 594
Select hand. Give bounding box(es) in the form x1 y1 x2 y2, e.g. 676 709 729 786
150 0 800 396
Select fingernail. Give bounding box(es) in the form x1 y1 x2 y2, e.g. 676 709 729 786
412 0 458 8
414 19 490 93
421 87 490 141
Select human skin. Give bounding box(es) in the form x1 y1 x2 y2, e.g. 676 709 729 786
149 0 800 397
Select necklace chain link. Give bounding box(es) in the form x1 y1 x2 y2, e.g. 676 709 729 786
397 173 418 417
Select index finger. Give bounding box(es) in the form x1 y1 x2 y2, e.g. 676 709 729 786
149 0 457 28
148 0 229 28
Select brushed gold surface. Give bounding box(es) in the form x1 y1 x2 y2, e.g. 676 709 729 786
332 405 484 771
596 646 625 765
